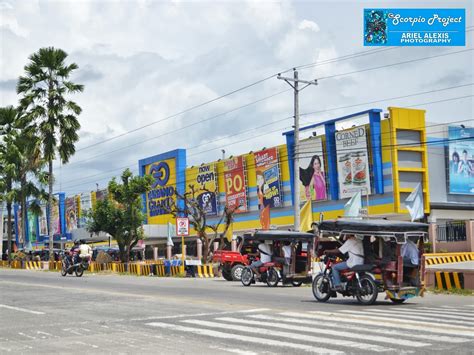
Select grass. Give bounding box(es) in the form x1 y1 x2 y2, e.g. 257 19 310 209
426 287 474 296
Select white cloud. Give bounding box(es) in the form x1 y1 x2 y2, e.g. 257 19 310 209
0 0 472 195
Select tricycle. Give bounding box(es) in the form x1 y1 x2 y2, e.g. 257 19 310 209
312 218 429 304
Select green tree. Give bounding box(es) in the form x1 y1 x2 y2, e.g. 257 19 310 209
0 106 19 261
17 47 84 260
167 185 236 263
88 169 153 262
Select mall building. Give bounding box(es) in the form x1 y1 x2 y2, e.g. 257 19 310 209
6 107 473 256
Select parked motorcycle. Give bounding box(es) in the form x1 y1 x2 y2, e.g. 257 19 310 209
312 255 379 305
61 252 90 277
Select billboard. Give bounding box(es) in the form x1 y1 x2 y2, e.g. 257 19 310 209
448 126 474 195
336 125 371 199
254 148 282 209
65 197 78 233
27 212 37 244
298 137 327 202
223 156 248 213
145 158 177 224
39 205 48 236
50 199 61 236
187 163 218 215
78 192 92 228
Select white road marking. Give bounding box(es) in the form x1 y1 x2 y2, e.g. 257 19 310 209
363 308 474 321
218 316 428 348
0 304 45 315
340 310 473 326
247 314 470 344
210 345 258 355
17 332 36 340
147 322 342 354
183 319 392 352
284 312 474 337
418 307 474 315
130 308 270 321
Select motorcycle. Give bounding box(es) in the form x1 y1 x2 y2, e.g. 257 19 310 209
61 251 90 277
240 256 281 287
312 255 379 305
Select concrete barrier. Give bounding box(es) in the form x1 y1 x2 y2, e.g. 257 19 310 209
434 271 464 290
25 261 42 270
425 252 474 265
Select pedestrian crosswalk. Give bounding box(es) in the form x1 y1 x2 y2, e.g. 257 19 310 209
146 306 474 354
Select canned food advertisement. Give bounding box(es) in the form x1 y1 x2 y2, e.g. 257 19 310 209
335 125 372 198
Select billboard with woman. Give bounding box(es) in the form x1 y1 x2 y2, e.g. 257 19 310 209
299 137 327 202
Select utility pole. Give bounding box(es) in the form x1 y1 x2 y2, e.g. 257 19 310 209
278 70 317 231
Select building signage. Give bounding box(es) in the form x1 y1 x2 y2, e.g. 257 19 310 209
364 8 465 46
336 125 371 199
223 156 248 213
65 197 78 233
187 163 218 215
254 148 282 209
145 158 177 223
299 137 327 202
448 126 474 195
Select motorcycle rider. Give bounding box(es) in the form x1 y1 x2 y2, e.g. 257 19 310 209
78 240 93 263
324 234 364 291
68 241 81 266
249 241 272 278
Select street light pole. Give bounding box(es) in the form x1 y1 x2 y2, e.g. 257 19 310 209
278 70 318 231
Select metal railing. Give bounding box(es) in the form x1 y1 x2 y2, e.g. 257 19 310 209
437 221 467 242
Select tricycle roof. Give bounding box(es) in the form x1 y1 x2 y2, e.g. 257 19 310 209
317 218 429 234
245 230 315 241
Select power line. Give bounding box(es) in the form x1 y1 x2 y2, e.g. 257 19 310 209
62 76 473 169
70 45 470 155
57 93 474 190
58 125 473 193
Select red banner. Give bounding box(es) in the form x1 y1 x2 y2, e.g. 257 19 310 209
224 156 248 213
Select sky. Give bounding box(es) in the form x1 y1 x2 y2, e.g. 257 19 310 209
1 0 473 196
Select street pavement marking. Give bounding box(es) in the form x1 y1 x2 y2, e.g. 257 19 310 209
147 322 343 354
129 308 270 321
0 304 45 315
396 307 474 318
183 319 392 352
217 316 429 348
284 312 474 336
418 306 474 315
247 314 470 344
361 308 474 321
340 309 473 326
210 345 258 355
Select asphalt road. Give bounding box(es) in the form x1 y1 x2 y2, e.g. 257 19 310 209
0 269 473 354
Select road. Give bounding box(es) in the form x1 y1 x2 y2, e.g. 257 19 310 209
0 269 473 354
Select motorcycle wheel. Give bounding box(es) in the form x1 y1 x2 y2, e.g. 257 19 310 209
266 268 279 287
291 280 303 287
60 263 68 277
356 275 378 305
231 264 245 281
75 265 84 277
312 274 331 302
241 267 253 286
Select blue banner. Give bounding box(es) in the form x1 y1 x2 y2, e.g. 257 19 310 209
448 126 474 195
364 8 465 46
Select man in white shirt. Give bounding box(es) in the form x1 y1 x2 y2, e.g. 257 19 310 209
401 239 419 266
324 235 364 291
282 242 292 265
250 242 272 277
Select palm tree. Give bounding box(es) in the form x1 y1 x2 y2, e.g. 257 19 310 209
0 106 20 261
17 47 84 260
